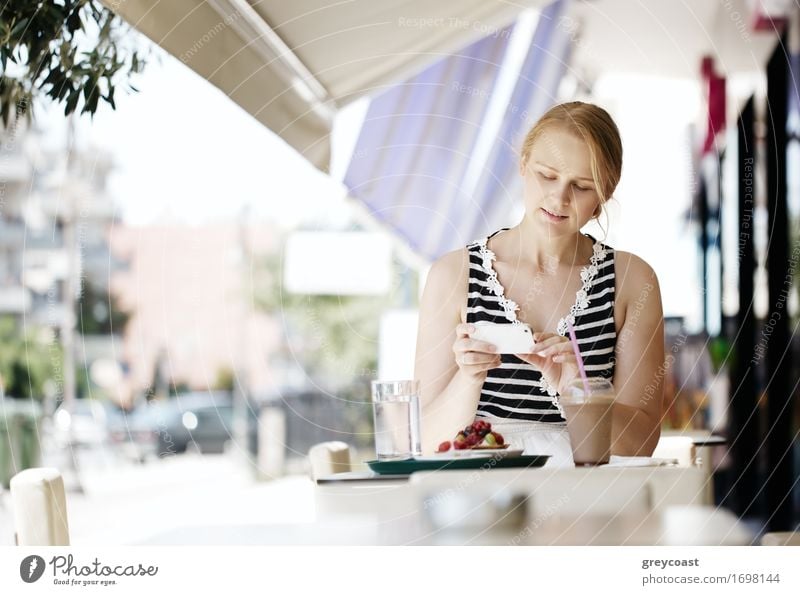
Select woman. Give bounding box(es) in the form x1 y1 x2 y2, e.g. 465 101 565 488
414 101 664 463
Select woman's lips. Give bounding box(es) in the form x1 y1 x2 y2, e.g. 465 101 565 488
541 208 568 222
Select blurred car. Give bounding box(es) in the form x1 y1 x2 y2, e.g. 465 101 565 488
112 393 235 459
53 399 114 449
107 405 162 463
163 393 234 455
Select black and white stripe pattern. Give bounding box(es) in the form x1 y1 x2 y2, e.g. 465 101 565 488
466 228 617 422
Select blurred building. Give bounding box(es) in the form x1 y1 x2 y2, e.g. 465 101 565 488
0 121 128 399
110 223 285 396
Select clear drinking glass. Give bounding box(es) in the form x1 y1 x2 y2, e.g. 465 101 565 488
561 377 616 466
371 380 422 460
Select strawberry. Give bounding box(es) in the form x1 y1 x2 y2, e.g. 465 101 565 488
453 439 468 450
436 441 451 453
490 431 504 445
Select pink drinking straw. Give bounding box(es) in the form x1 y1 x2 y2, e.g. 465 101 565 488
566 319 590 395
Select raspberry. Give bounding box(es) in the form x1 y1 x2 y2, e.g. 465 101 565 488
453 439 468 450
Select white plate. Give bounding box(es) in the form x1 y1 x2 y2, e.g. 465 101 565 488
605 456 679 467
417 448 524 460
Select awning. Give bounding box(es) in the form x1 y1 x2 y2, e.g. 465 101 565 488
342 1 572 261
102 0 547 169
104 0 778 176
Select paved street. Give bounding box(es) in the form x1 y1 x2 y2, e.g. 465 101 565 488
0 452 315 546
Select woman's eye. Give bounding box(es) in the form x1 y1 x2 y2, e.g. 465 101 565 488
537 172 556 180
573 184 592 192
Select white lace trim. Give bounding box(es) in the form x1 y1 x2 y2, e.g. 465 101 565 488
476 237 522 325
556 239 608 336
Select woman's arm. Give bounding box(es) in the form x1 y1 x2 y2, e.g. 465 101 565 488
611 252 666 456
414 249 489 454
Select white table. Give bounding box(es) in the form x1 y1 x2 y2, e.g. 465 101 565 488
315 465 711 523
136 505 752 546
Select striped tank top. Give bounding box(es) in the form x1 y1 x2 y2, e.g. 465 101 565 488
466 228 617 422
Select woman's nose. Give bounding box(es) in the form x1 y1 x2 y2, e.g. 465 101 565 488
553 182 572 204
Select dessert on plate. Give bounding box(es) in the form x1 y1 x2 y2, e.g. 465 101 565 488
436 420 506 453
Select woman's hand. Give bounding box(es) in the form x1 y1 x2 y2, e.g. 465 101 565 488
514 332 580 394
453 323 502 382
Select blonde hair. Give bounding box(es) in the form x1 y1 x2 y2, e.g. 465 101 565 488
520 101 622 209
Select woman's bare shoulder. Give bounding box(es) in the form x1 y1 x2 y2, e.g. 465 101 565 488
427 247 470 291
613 250 661 307
422 248 470 311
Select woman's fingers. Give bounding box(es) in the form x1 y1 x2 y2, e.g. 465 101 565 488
532 332 558 342
551 353 577 364
453 337 497 354
538 341 576 357
458 352 500 365
513 352 546 366
530 334 567 353
452 324 503 379
478 357 503 371
516 349 576 365
456 323 474 338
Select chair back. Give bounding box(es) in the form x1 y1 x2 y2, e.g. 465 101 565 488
10 467 70 546
308 441 352 480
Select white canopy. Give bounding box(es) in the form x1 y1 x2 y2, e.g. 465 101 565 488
103 0 547 168
104 0 779 171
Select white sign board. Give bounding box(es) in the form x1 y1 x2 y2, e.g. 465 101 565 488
284 231 392 295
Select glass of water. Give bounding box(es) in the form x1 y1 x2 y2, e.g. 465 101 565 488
371 380 422 460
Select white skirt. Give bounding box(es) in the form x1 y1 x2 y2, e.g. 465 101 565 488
489 420 575 468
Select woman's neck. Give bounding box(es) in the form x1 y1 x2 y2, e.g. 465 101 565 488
502 219 593 270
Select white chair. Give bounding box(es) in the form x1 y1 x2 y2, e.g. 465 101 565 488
10 467 70 546
652 436 696 467
308 441 352 481
760 532 800 546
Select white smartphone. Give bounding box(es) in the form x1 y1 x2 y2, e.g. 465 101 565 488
469 321 535 354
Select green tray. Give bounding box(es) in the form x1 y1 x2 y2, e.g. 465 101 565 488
366 454 550 475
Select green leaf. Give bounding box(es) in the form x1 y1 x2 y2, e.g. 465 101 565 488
64 87 80 115
10 18 29 38
104 85 115 109
0 0 146 121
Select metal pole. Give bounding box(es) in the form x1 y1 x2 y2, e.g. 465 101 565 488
61 115 83 493
764 33 793 531
236 205 253 469
727 96 758 517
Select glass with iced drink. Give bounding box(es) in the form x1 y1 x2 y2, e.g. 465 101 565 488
560 378 615 466
371 380 422 460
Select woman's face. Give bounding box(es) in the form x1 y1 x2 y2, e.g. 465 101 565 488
519 126 602 236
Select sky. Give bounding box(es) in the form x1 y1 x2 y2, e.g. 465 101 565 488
36 47 352 229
